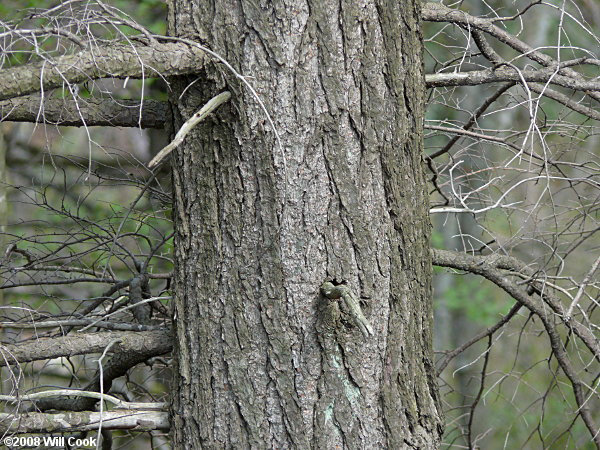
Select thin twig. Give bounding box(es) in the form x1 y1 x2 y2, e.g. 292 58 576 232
148 91 231 168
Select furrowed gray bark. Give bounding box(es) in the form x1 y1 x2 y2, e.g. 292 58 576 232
168 0 442 447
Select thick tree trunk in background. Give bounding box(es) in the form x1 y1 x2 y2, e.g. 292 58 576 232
168 0 442 447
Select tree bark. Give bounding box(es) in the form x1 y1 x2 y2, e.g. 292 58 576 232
168 0 442 447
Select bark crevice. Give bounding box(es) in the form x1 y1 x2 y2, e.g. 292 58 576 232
169 0 442 447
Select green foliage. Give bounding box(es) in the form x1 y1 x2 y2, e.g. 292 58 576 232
436 273 512 326
430 229 445 249
0 0 46 16
112 0 167 35
0 0 167 41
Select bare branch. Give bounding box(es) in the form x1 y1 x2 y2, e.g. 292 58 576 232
0 410 169 434
431 249 600 363
0 319 161 331
0 95 169 128
467 335 492 450
436 302 522 376
432 248 600 445
148 91 231 167
0 42 205 101
0 329 172 367
425 67 600 92
422 3 598 70
425 124 517 146
526 83 600 121
565 255 600 320
422 2 600 102
0 26 88 48
469 28 600 120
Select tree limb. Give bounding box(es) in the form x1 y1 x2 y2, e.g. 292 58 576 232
468 28 600 120
422 2 600 102
422 3 600 72
0 42 205 101
0 410 169 434
432 248 600 445
0 329 172 367
28 333 172 412
425 67 600 92
431 249 600 363
0 95 169 128
526 83 600 121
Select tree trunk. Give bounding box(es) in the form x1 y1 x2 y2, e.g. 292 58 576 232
168 0 442 447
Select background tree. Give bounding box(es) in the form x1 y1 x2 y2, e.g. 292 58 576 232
0 0 598 448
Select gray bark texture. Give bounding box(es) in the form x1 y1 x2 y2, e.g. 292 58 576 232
167 0 442 448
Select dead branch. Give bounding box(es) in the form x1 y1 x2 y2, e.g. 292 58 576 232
425 67 600 92
0 410 169 434
0 95 169 128
0 42 205 101
431 248 600 447
148 91 231 168
0 329 172 367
